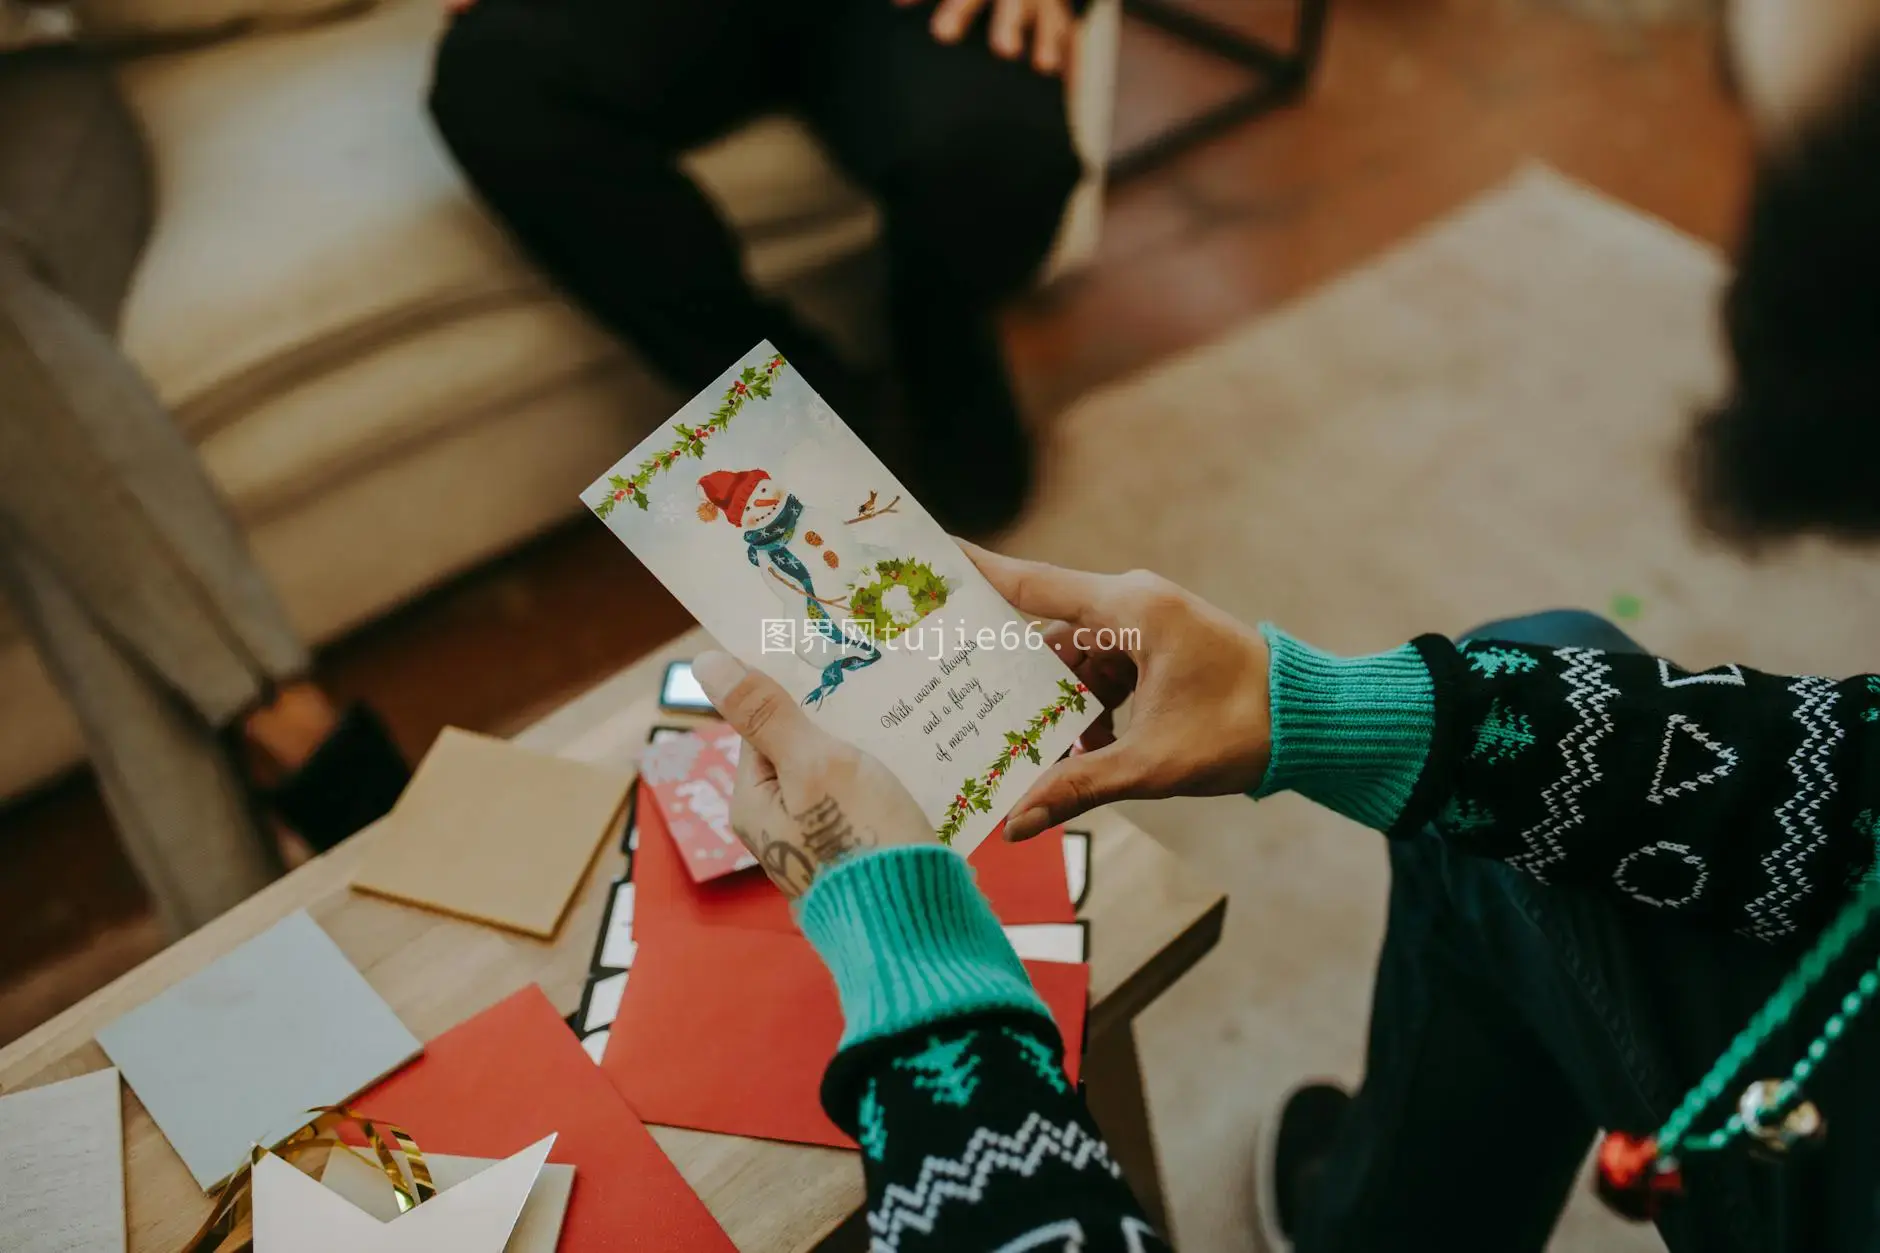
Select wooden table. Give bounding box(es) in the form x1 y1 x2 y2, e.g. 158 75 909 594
0 630 1226 1251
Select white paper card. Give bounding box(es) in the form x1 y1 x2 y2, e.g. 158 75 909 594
597 881 637 971
583 971 629 1033
582 343 1102 854
1003 923 1088 964
1063 832 1091 907
97 910 421 1190
254 1134 552 1253
320 1148 574 1253
0 1068 125 1253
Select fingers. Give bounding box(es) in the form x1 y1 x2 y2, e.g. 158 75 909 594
1003 741 1156 841
960 541 1106 625
930 0 989 43
989 0 1032 59
692 651 826 770
1031 0 1069 73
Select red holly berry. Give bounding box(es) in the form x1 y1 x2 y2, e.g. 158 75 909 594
613 489 627 502
734 381 748 395
1075 683 1089 693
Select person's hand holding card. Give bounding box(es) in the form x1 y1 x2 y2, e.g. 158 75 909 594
964 544 1275 842
692 650 933 896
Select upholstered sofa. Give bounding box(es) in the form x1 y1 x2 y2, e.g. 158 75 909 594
0 0 1117 803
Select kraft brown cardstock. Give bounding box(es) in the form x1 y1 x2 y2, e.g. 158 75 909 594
352 728 632 938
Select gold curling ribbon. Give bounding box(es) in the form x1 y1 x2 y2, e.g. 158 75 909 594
179 1107 436 1253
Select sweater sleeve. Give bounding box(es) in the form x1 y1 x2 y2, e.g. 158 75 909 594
796 847 1168 1253
1253 626 1880 941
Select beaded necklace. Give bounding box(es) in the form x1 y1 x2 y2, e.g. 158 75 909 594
1595 876 1880 1218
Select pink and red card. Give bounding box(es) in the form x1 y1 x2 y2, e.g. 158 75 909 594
639 723 751 884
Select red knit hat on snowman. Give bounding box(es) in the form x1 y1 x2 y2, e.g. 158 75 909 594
696 468 772 525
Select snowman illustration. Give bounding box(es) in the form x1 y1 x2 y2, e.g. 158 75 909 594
697 467 912 707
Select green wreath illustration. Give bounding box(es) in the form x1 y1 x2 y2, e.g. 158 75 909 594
846 557 950 641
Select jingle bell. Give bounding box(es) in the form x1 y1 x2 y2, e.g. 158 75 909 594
1594 1131 1684 1221
1738 1080 1827 1156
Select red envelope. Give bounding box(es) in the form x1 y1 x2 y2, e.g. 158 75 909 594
602 923 1089 1148
642 724 754 884
973 820 1077 924
632 782 1075 940
350 986 733 1252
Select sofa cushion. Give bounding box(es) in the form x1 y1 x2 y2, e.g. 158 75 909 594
114 0 875 429
77 0 371 46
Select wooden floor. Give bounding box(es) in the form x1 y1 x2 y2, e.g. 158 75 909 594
0 0 1750 1045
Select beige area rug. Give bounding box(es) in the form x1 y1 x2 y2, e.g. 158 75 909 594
1008 164 1880 1252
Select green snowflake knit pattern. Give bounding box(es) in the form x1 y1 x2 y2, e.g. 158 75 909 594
937 680 1090 845
1002 1028 1068 1095
1437 796 1495 834
590 353 785 519
894 1032 983 1108
857 1078 888 1161
1470 700 1535 764
1466 646 1540 679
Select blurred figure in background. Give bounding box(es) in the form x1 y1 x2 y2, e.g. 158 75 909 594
0 8 408 934
428 0 1085 537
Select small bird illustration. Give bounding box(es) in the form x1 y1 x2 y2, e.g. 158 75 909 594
856 490 879 516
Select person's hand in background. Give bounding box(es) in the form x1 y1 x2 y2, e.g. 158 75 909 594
963 544 1275 841
692 650 934 897
908 0 1077 75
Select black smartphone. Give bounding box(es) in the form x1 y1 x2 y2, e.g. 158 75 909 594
659 659 716 714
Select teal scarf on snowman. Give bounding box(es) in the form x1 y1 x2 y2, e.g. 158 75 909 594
743 495 881 707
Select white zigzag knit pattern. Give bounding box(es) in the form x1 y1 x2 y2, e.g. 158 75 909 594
1749 676 1843 941
868 1114 1122 1252
1507 648 1619 881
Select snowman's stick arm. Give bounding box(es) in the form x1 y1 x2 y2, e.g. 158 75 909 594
845 495 902 524
766 565 850 609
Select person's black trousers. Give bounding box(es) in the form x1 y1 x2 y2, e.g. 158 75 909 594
1299 610 1880 1253
428 0 1081 508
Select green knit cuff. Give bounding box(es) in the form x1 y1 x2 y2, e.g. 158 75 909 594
795 846 1048 1053
1252 625 1435 831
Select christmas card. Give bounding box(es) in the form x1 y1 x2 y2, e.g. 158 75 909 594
601 922 1088 1149
347 986 732 1253
96 911 420 1191
640 723 753 883
582 342 1102 855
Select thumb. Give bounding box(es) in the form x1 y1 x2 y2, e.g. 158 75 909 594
692 650 826 769
1002 742 1155 841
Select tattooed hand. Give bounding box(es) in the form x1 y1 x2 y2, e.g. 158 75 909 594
691 651 936 897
